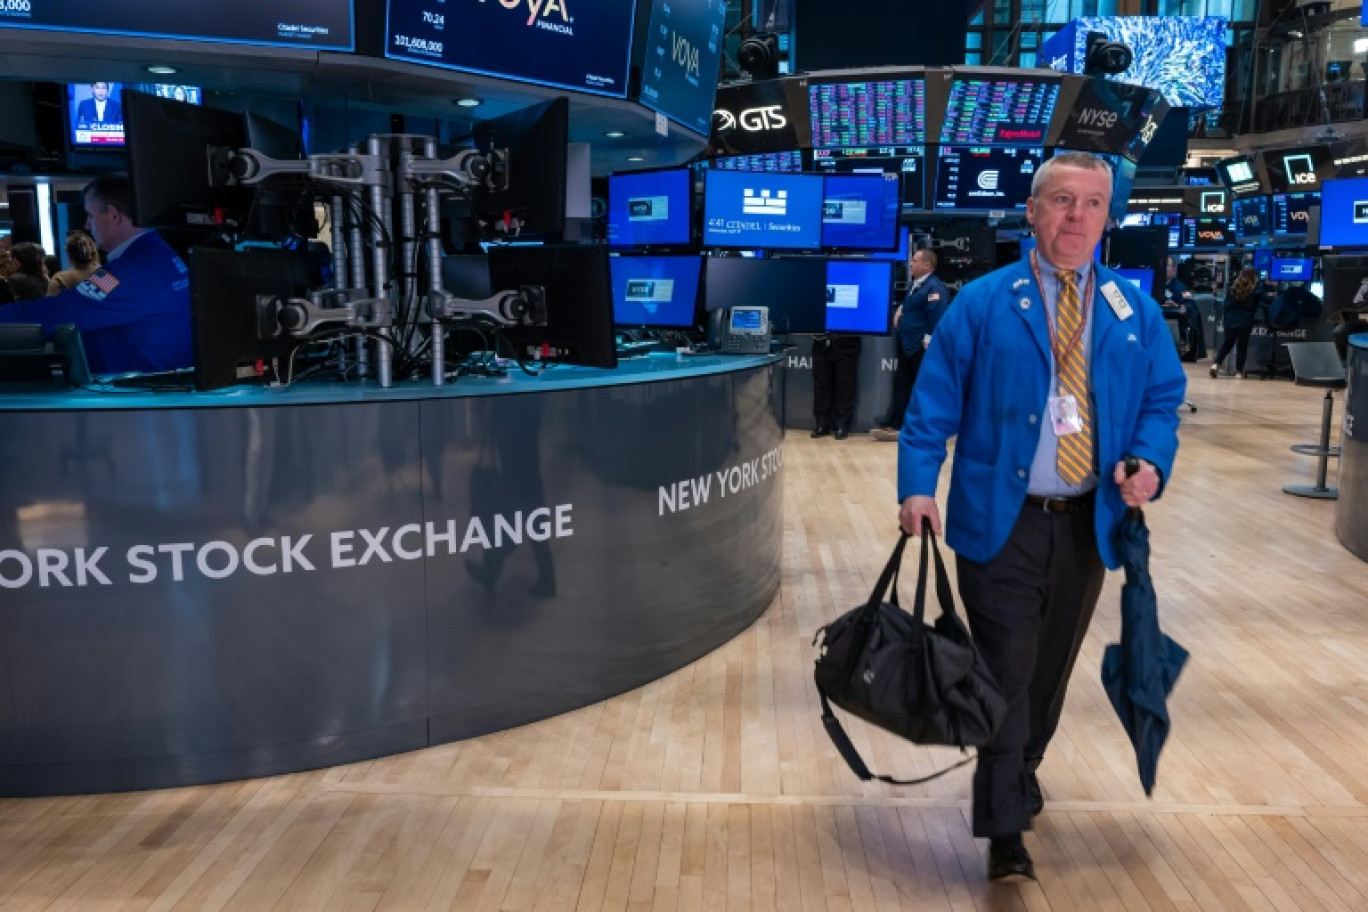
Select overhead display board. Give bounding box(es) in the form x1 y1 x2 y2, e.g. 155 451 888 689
638 0 727 135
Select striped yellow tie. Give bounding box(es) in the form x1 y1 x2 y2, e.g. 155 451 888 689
1054 270 1093 486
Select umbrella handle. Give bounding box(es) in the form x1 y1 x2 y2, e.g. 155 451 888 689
1123 455 1144 519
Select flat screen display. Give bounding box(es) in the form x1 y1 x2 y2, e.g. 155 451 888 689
825 260 893 334
66 82 202 149
1251 248 1273 274
1186 187 1229 217
1262 144 1336 194
1112 266 1155 297
1185 217 1233 247
703 257 827 334
1068 16 1226 109
607 168 692 248
709 151 806 172
1316 177 1368 249
1216 155 1264 196
1270 256 1314 281
933 145 1043 211
1150 212 1181 249
386 0 634 97
1272 192 1317 236
610 255 703 327
1234 196 1269 238
808 77 927 148
703 170 824 250
812 145 926 209
1 1 353 49
821 174 901 251
638 0 727 135
939 77 1059 146
1120 212 1151 227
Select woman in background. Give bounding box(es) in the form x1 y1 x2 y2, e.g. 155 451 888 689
47 230 100 295
7 242 49 301
1211 267 1262 379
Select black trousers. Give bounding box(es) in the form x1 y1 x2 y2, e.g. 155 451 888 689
879 346 925 429
1213 325 1254 372
955 502 1106 838
812 336 861 429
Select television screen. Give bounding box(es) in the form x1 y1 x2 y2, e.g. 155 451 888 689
1216 155 1265 196
1316 177 1368 249
703 257 827 334
825 260 894 334
1186 187 1229 217
1112 266 1155 297
0 1 353 49
1251 248 1273 274
821 174 901 251
1150 212 1181 249
868 226 911 262
1261 144 1336 194
1269 256 1314 282
939 76 1060 146
1121 212 1151 227
607 168 692 248
709 151 806 172
638 0 727 135
812 145 926 208
66 81 203 150
808 76 927 148
1234 196 1269 238
933 145 1044 211
491 245 618 369
386 0 634 97
1065 16 1226 108
472 98 568 242
1272 191 1317 236
702 170 824 250
1188 217 1233 247
609 255 703 328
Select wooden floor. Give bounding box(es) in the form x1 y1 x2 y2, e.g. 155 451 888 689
5 362 1368 911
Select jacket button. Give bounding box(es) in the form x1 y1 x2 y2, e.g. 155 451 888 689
1028 414 1038 424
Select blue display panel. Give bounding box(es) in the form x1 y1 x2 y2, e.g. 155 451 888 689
808 77 926 149
638 0 727 135
607 169 693 248
1272 192 1317 236
66 82 201 150
386 0 634 97
702 170 824 250
710 151 806 172
1112 266 1155 297
821 174 901 251
1251 248 1273 273
0 0 353 49
1318 177 1368 249
933 145 1044 211
812 145 926 209
1234 196 1269 238
825 260 894 334
939 77 1059 146
1044 16 1226 109
1270 256 1314 281
610 255 703 327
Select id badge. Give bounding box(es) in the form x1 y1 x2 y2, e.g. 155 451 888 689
1048 395 1083 436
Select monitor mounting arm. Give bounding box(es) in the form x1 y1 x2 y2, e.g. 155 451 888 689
403 148 509 194
223 148 389 191
426 286 547 326
258 290 394 339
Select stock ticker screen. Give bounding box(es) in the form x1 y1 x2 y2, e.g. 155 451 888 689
933 145 1043 211
939 77 1060 146
807 78 927 149
812 146 926 209
710 151 806 172
1272 192 1317 236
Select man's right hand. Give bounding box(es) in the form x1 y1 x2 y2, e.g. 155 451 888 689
899 495 941 537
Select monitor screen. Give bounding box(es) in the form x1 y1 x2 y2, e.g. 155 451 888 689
609 255 703 328
933 145 1043 211
0 1 353 49
386 0 634 97
812 145 926 208
1272 191 1317 236
821 174 901 251
1188 217 1233 247
1262 144 1335 194
1067 16 1225 109
868 225 911 262
1121 212 1151 227
1234 196 1269 238
825 260 893 334
637 0 728 135
607 168 692 248
490 245 618 369
1251 248 1273 274
1149 212 1181 249
1112 266 1155 297
702 170 824 250
1216 155 1264 196
1316 177 1368 249
808 76 927 148
709 151 806 172
65 82 204 150
703 257 827 334
1269 256 1314 282
939 76 1060 146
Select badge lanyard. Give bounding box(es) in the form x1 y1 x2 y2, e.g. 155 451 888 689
1028 250 1093 394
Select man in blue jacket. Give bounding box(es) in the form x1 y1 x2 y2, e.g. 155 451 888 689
896 152 1186 882
1162 256 1206 361
0 173 191 374
871 248 949 441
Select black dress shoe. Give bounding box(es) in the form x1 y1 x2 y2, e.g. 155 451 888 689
810 425 831 438
834 426 849 440
987 837 1036 882
1028 772 1044 817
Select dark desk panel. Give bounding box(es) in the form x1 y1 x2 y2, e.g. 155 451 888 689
1337 334 1368 562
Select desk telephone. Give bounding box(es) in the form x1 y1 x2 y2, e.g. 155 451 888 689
707 306 770 354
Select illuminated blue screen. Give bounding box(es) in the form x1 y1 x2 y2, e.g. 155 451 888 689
821 174 901 251
703 170 824 250
1270 257 1313 281
638 0 727 134
610 255 703 327
607 169 692 248
1069 16 1226 108
1113 267 1155 297
1317 177 1368 249
825 260 893 334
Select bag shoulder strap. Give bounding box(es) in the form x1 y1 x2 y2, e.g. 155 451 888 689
817 689 976 786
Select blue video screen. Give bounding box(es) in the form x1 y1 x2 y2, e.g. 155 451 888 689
825 260 893 334
1272 192 1317 236
66 82 202 149
607 169 692 248
638 0 727 135
1270 256 1314 282
1070 16 1226 109
933 145 1044 211
1234 196 1269 238
1317 177 1368 249
821 174 901 251
703 170 824 250
1112 267 1155 297
1251 248 1273 274
386 0 634 97
610 255 703 327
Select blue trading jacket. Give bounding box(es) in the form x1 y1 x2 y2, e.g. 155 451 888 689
896 273 950 356
0 230 191 374
897 258 1187 569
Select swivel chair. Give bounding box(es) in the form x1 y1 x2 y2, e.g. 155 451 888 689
1283 341 1346 499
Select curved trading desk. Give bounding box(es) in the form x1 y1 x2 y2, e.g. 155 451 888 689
0 353 784 796
1337 335 1368 562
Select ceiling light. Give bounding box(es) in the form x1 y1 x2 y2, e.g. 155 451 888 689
145 65 179 75
627 155 645 162
454 97 482 108
603 130 626 138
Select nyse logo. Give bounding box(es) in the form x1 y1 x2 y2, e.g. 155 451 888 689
671 30 700 78
497 0 571 28
1355 200 1368 223
977 170 1000 191
1076 108 1118 129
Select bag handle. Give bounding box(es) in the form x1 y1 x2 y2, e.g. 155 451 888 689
867 531 911 611
817 689 976 786
910 520 960 625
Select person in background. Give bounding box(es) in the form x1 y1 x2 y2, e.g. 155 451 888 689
872 248 949 442
6 242 49 301
43 254 60 280
1162 257 1206 361
47 230 101 295
1210 267 1262 379
0 173 191 374
810 333 861 440
75 82 121 127
172 85 189 102
896 151 1186 883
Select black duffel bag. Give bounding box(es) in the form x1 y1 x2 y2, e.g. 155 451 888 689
813 525 1006 784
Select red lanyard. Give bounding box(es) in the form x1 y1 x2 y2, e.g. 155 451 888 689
1029 251 1092 368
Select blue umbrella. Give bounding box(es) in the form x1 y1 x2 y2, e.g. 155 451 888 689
1101 461 1189 796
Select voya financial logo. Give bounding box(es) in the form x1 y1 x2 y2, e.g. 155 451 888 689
490 0 573 33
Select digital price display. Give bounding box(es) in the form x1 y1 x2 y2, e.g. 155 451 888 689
812 145 926 209
711 151 806 172
386 0 635 97
939 77 1060 146
1234 196 1269 238
638 0 727 135
1273 192 1317 236
933 145 1043 211
808 78 926 149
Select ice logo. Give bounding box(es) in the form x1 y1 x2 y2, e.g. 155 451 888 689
742 188 787 215
977 170 1000 191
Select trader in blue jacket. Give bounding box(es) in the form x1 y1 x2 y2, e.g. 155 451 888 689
896 152 1186 883
0 173 191 374
871 247 949 441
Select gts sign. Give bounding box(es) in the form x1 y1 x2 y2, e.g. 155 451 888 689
714 105 788 133
497 0 570 27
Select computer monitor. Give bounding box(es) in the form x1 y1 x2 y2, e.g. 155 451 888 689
1121 212 1151 227
703 257 827 334
123 89 252 231
609 255 703 329
702 170 824 250
1261 144 1335 194
1234 195 1270 238
1215 154 1264 196
1269 256 1314 282
933 145 1043 211
811 145 927 208
821 174 901 251
1316 177 1368 249
607 168 693 248
1112 266 1156 297
488 244 617 368
1251 247 1273 275
1272 191 1317 236
825 260 893 334
472 97 568 242
189 246 313 391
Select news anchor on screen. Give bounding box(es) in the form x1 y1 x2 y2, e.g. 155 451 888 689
75 82 122 128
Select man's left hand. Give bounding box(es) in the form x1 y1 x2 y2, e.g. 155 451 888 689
1113 458 1160 507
